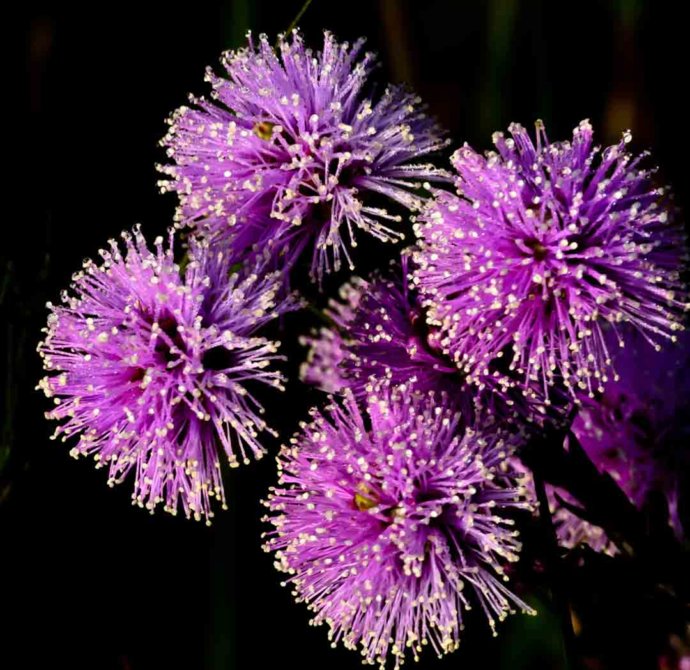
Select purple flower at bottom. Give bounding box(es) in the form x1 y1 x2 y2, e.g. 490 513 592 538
38 226 291 522
413 120 688 399
158 30 448 280
263 385 534 668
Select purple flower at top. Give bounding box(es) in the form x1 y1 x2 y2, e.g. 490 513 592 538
159 30 448 280
413 120 688 399
37 226 291 522
263 385 534 668
571 328 690 540
301 257 554 429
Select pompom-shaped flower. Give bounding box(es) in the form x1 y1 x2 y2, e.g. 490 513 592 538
38 226 290 522
159 30 447 280
263 385 534 668
571 328 690 539
414 120 688 398
301 258 551 428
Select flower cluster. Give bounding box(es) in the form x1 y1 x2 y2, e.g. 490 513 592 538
36 25 690 669
263 386 534 668
38 227 290 522
413 120 688 399
159 31 448 281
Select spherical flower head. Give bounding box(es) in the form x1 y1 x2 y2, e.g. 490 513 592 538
301 258 555 430
263 385 534 668
571 328 690 539
38 226 291 522
413 119 689 399
159 30 448 281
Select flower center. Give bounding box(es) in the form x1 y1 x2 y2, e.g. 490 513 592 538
253 121 275 141
309 200 333 227
524 238 548 261
353 482 379 511
128 367 146 383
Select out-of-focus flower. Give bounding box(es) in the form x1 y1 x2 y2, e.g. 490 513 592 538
548 485 618 556
159 30 448 280
413 119 688 399
38 226 290 522
520 329 690 554
659 624 690 669
263 385 534 668
299 276 367 393
572 328 690 539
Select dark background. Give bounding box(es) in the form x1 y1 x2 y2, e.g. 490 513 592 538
4 1 688 668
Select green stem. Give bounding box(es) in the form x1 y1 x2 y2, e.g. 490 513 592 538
285 0 314 35
533 470 576 670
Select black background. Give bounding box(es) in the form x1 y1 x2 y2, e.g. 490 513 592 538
4 1 689 668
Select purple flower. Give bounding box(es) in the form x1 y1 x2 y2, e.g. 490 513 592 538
571 328 690 539
159 30 448 280
263 385 534 667
520 329 690 554
301 257 553 429
301 264 463 397
37 226 290 522
413 120 688 399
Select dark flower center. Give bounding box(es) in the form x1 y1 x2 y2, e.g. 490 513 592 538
201 345 238 371
414 487 444 505
326 158 365 187
128 367 146 383
524 238 548 261
154 314 187 364
310 200 333 227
